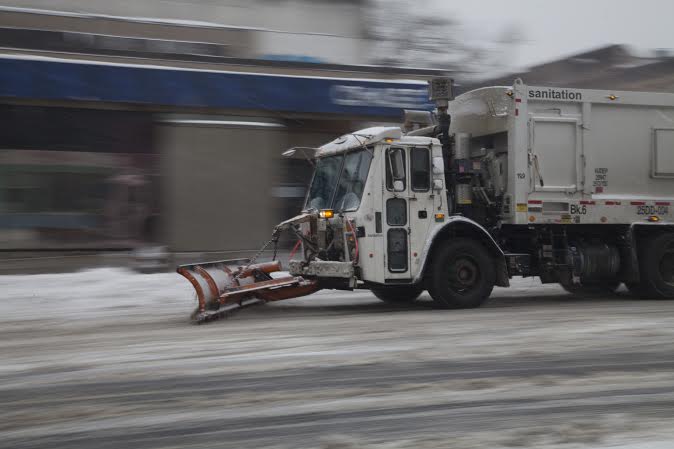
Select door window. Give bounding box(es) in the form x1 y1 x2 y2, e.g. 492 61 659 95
410 147 430 191
387 229 408 272
386 198 407 226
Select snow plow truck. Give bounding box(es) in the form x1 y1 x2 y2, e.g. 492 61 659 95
179 78 674 323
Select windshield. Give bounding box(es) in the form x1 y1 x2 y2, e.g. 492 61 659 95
304 149 372 212
333 150 372 211
305 155 342 211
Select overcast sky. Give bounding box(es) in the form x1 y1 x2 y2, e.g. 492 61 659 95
435 0 674 69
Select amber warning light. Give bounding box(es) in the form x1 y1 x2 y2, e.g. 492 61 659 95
319 209 334 219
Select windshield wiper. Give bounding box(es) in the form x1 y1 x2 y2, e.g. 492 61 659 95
348 134 374 157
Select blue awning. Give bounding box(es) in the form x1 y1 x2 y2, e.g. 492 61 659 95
0 57 434 117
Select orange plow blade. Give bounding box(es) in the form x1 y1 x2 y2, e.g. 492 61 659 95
177 258 319 323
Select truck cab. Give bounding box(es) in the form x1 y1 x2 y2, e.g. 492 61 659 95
286 125 506 307
299 127 441 280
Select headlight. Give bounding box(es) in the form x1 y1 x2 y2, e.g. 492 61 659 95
319 209 334 219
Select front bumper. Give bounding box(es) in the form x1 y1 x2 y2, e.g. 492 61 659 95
288 260 355 279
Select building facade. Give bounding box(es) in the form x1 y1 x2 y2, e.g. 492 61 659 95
0 6 446 270
0 0 370 65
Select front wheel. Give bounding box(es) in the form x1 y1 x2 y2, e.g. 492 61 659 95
428 239 495 309
371 285 424 304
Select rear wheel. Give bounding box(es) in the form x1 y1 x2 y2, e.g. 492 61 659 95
428 239 495 309
371 285 424 304
630 233 674 299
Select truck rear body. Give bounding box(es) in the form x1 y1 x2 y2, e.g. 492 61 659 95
481 80 674 226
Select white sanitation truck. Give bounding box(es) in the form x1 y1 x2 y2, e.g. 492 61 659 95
179 78 674 323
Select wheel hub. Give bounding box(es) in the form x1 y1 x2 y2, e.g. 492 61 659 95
450 258 479 290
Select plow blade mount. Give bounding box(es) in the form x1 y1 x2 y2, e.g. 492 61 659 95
177 258 319 323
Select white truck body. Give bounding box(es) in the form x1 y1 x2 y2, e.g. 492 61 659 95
455 79 674 226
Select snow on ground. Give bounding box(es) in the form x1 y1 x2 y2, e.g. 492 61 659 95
2 268 674 448
0 267 192 321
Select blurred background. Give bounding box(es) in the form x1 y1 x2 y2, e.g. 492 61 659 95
0 0 673 273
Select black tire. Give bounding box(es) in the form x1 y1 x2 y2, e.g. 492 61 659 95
561 280 621 296
428 239 495 309
630 233 674 299
371 284 424 304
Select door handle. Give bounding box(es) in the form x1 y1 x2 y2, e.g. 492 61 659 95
418 210 427 219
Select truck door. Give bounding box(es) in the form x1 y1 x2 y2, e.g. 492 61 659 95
529 117 582 192
383 146 410 280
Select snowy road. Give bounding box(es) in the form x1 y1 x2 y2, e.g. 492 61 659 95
2 269 674 448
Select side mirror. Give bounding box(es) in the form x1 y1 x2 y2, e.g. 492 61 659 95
389 149 405 178
433 179 444 191
387 147 406 192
